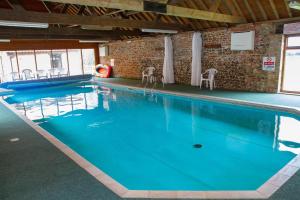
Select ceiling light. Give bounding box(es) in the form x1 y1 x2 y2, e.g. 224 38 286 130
0 39 10 43
81 25 113 31
141 29 178 34
79 40 109 43
0 20 49 28
289 1 300 10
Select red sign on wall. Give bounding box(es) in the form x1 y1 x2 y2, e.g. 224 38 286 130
262 57 276 72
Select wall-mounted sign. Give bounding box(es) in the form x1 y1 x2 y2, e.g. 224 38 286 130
231 31 255 51
262 57 276 72
110 59 115 67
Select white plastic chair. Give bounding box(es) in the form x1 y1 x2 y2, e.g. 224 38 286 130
36 70 48 79
142 67 156 84
22 69 35 80
11 72 22 81
200 68 218 90
49 68 60 78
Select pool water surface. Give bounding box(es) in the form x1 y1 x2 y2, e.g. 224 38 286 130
2 82 300 191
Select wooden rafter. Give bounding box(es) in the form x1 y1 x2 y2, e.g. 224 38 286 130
243 0 256 22
255 0 268 21
231 0 245 19
269 0 280 19
283 0 293 18
224 0 239 16
0 8 186 30
209 0 222 12
61 3 69 13
42 0 245 23
0 26 141 40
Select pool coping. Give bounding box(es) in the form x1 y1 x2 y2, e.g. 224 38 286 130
1 82 300 199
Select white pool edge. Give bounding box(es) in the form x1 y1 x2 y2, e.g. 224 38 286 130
1 83 300 199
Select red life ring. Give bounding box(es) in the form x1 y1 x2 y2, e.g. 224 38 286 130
95 64 112 78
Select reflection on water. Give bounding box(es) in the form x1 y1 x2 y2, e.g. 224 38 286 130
2 83 300 157
4 85 115 121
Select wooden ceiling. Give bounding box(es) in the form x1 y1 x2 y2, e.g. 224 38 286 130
1 0 300 40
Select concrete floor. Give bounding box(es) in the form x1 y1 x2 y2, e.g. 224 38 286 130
1 79 300 200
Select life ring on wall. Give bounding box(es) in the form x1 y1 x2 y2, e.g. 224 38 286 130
95 64 112 78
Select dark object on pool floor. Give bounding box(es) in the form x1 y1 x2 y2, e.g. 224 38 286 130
193 144 202 148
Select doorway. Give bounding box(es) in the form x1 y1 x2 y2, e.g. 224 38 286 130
282 35 300 94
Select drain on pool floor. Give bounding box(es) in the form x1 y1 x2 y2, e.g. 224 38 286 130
193 144 202 148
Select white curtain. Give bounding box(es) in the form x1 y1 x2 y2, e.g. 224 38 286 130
191 32 202 86
163 36 174 84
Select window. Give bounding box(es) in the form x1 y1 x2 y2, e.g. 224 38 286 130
282 36 300 93
52 49 69 75
0 51 18 82
0 48 95 83
68 49 83 76
17 50 36 75
287 36 300 47
35 50 51 72
82 49 95 74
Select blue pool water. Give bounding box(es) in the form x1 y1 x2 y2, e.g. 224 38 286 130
3 82 300 191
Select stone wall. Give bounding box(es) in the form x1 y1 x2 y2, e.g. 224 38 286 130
101 23 283 92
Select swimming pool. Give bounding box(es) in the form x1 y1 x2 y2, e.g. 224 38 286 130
2 82 300 192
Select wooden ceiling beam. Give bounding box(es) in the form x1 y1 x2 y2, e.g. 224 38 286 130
231 0 245 18
209 0 222 12
43 0 245 23
283 0 293 18
224 0 239 17
0 26 142 40
0 8 185 30
103 9 124 16
269 0 280 19
255 0 268 21
243 0 256 22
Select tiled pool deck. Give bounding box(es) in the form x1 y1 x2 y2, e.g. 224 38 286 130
1 78 300 200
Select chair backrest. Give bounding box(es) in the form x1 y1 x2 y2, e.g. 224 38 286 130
206 68 218 80
22 69 32 74
144 67 156 75
22 69 33 79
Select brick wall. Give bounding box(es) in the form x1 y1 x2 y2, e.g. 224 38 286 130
101 23 283 92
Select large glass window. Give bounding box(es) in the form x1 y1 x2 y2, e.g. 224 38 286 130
51 50 68 70
0 48 95 83
282 36 300 93
0 51 18 82
82 49 95 74
17 50 36 79
287 36 300 47
52 49 69 76
68 49 82 76
35 50 51 72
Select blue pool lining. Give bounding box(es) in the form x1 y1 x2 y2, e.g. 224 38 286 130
1 96 300 199
0 75 92 90
2 81 300 199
